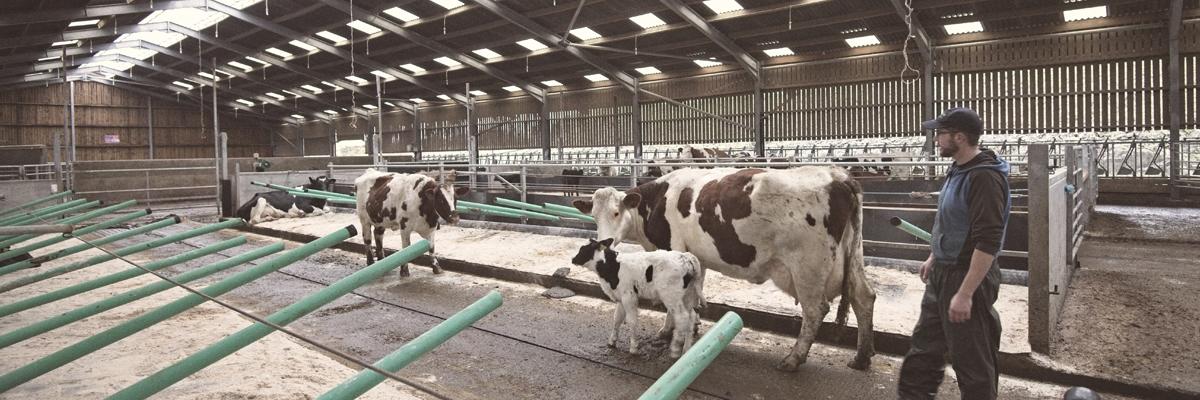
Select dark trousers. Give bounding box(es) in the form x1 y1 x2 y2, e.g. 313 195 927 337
898 263 1002 400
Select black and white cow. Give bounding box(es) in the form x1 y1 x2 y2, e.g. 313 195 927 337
573 167 876 371
646 145 733 177
236 176 335 225
355 168 469 276
571 238 706 358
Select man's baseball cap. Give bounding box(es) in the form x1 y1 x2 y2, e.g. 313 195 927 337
922 107 982 136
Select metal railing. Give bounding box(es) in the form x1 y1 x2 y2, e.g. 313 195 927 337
0 163 59 181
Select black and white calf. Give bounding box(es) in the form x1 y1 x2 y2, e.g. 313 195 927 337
236 176 336 225
571 238 705 358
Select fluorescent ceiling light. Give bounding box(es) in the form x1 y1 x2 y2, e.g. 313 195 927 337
434 56 461 67
469 90 486 96
635 66 661 75
322 81 342 89
265 47 293 58
281 90 300 97
1064 5 1107 22
236 99 255 107
198 72 216 80
472 48 502 59
400 63 426 73
630 13 666 29
385 102 398 107
516 38 548 51
703 0 743 14
384 7 420 22
541 80 564 87
364 104 378 109
214 69 234 77
37 56 58 61
291 114 305 119
68 19 101 28
227 60 254 72
844 35 880 48
50 40 79 47
410 98 426 103
324 109 339 115
245 56 269 65
763 47 794 57
171 81 194 90
266 92 286 100
502 86 521 92
345 75 370 86
370 70 397 80
430 0 464 10
694 59 722 68
289 40 318 52
569 27 602 41
347 20 382 35
943 21 984 35
301 84 323 93
436 94 451 100
584 74 609 82
316 30 349 44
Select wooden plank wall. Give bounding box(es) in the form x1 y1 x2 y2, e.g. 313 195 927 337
0 81 274 160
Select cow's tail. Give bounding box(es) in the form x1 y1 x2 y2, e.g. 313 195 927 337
834 177 864 327
689 254 707 308
235 195 258 222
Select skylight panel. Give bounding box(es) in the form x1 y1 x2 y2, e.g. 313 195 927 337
430 0 464 10
1063 5 1107 22
401 64 426 73
37 56 58 61
363 104 378 110
316 30 349 45
541 80 564 87
347 20 382 35
434 56 461 67
384 7 420 22
266 92 286 100
245 56 270 66
436 94 451 100
198 72 216 80
214 69 234 77
844 35 880 48
703 0 743 14
630 13 666 29
472 48 502 59
469 90 486 96
502 86 521 92
763 47 794 57
694 59 722 68
410 98 427 103
325 110 339 115
516 38 548 51
289 40 319 52
291 114 305 119
265 47 294 58
227 61 253 72
51 40 79 47
321 81 342 90
281 90 300 97
301 84 323 93
635 66 661 75
569 27 602 41
68 19 101 28
584 74 609 82
236 99 255 107
371 70 397 81
943 21 984 35
172 81 195 90
385 102 398 107
345 75 370 86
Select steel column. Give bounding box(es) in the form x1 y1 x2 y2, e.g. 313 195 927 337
1168 0 1183 198
753 78 765 157
541 98 552 160
633 78 643 160
147 96 155 159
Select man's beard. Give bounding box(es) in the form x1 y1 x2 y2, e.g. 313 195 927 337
939 141 959 158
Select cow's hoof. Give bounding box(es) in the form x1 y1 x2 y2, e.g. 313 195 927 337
655 328 673 340
399 267 411 277
848 355 872 370
432 266 443 274
606 340 617 348
776 355 804 372
669 349 683 359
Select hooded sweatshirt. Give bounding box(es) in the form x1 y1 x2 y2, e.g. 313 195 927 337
931 149 1011 268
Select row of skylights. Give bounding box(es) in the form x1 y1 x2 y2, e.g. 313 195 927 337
1064 5 1107 22
88 0 261 73
347 20 382 35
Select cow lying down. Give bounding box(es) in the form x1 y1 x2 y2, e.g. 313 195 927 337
236 176 335 225
572 238 705 358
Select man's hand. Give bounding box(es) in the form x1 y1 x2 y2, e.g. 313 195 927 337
920 256 933 283
949 292 972 323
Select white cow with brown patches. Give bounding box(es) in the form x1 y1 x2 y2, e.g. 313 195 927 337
573 166 876 371
355 168 468 276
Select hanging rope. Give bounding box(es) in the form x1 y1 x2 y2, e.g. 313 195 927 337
349 0 358 128
899 0 920 83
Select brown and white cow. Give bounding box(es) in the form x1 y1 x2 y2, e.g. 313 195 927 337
573 166 876 371
646 145 733 177
355 168 468 276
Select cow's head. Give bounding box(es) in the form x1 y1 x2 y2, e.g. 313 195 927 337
424 171 470 224
573 187 642 245
306 176 336 191
570 238 615 269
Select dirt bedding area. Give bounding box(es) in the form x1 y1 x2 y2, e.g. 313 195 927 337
1054 206 1200 395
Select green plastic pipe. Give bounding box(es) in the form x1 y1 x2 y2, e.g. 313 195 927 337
249 181 300 192
0 226 355 392
248 181 355 204
0 242 283 350
302 187 355 200
0 215 180 276
0 219 243 294
457 200 560 221
639 312 744 400
287 190 357 205
0 199 94 227
109 238 431 399
0 209 151 263
889 217 933 244
458 205 524 219
0 236 247 318
317 290 503 400
494 197 547 211
543 202 591 218
0 196 82 225
0 200 138 250
0 191 74 219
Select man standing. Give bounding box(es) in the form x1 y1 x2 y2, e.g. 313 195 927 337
898 107 1011 400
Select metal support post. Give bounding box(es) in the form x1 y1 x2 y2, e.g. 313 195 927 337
1168 0 1183 198
541 97 552 160
632 78 642 160
148 96 155 159
753 76 765 157
413 106 422 162
212 62 222 215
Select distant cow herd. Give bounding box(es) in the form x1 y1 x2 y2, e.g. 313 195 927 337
235 145 893 370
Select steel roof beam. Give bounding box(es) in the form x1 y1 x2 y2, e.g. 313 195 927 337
0 22 170 50
658 0 760 80
0 41 139 67
0 0 206 26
